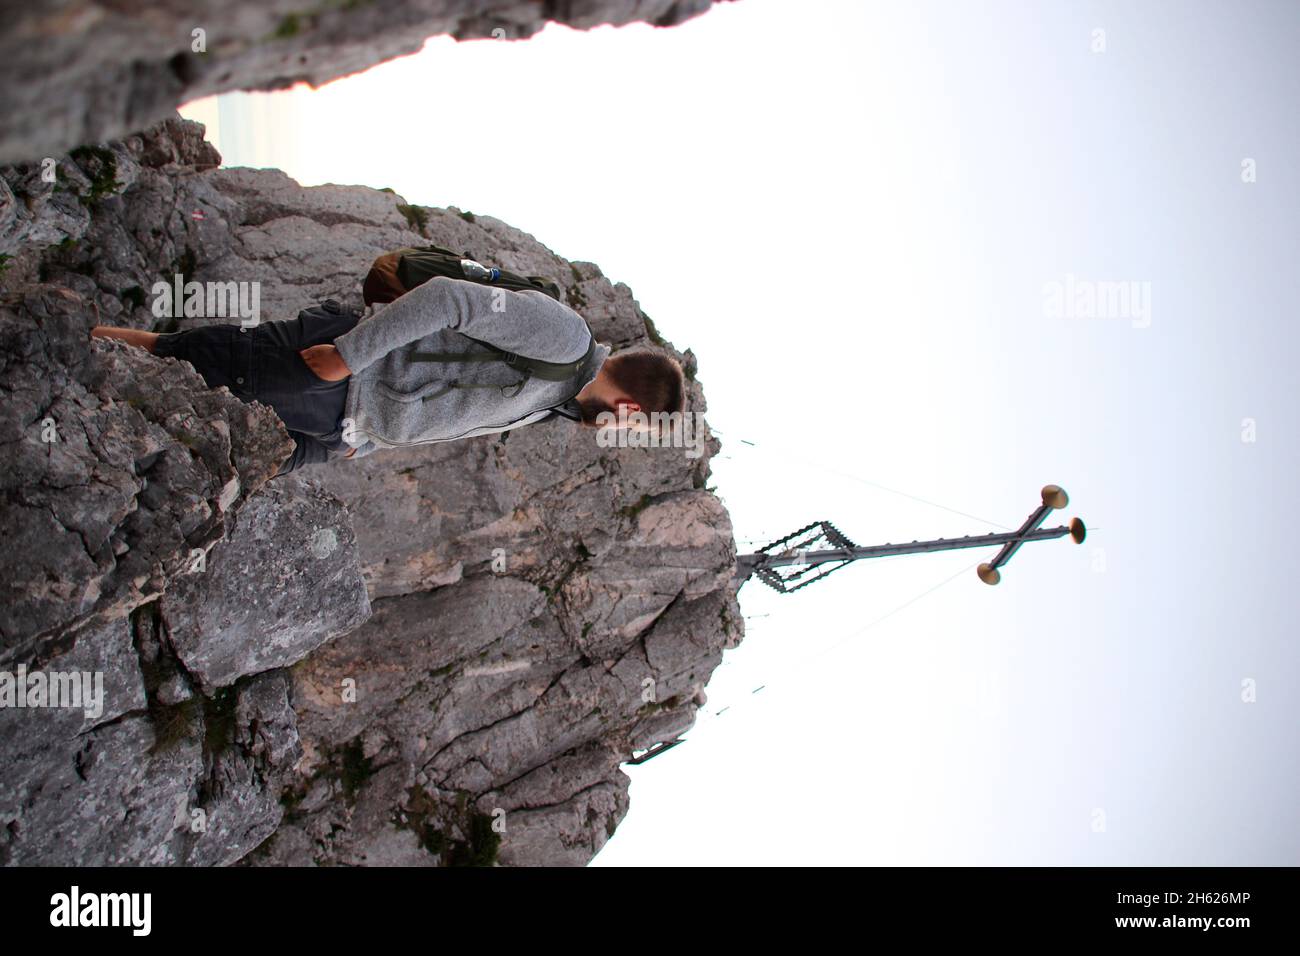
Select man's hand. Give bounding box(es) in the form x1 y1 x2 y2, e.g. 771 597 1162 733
299 344 352 381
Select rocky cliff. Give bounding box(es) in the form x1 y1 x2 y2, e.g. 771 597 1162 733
0 116 742 866
0 0 728 165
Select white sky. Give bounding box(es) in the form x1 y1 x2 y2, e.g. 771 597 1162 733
182 0 1300 865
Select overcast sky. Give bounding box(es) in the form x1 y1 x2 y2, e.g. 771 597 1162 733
182 0 1300 865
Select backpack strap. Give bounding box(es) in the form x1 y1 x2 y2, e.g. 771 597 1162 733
545 397 585 422
408 334 599 401
410 334 596 382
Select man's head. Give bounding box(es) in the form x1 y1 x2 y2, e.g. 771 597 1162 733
574 348 685 426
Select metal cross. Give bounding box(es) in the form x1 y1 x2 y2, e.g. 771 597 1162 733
735 484 1086 593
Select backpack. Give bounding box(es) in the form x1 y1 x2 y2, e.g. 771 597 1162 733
392 244 564 302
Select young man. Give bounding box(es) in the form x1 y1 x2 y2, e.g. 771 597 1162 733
91 274 685 474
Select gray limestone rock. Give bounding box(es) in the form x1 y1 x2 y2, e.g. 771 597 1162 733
0 115 742 866
0 283 294 666
161 476 371 691
0 0 727 166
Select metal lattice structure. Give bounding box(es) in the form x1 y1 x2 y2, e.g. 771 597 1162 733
741 521 859 594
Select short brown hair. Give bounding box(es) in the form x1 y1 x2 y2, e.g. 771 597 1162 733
575 349 686 426
603 349 685 414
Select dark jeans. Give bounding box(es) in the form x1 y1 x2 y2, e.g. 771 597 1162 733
154 306 358 474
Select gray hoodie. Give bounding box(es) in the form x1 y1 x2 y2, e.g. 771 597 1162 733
332 276 608 457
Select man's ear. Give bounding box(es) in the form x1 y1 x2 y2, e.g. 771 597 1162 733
615 399 642 414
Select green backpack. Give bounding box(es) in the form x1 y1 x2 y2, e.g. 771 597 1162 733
395 243 563 301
